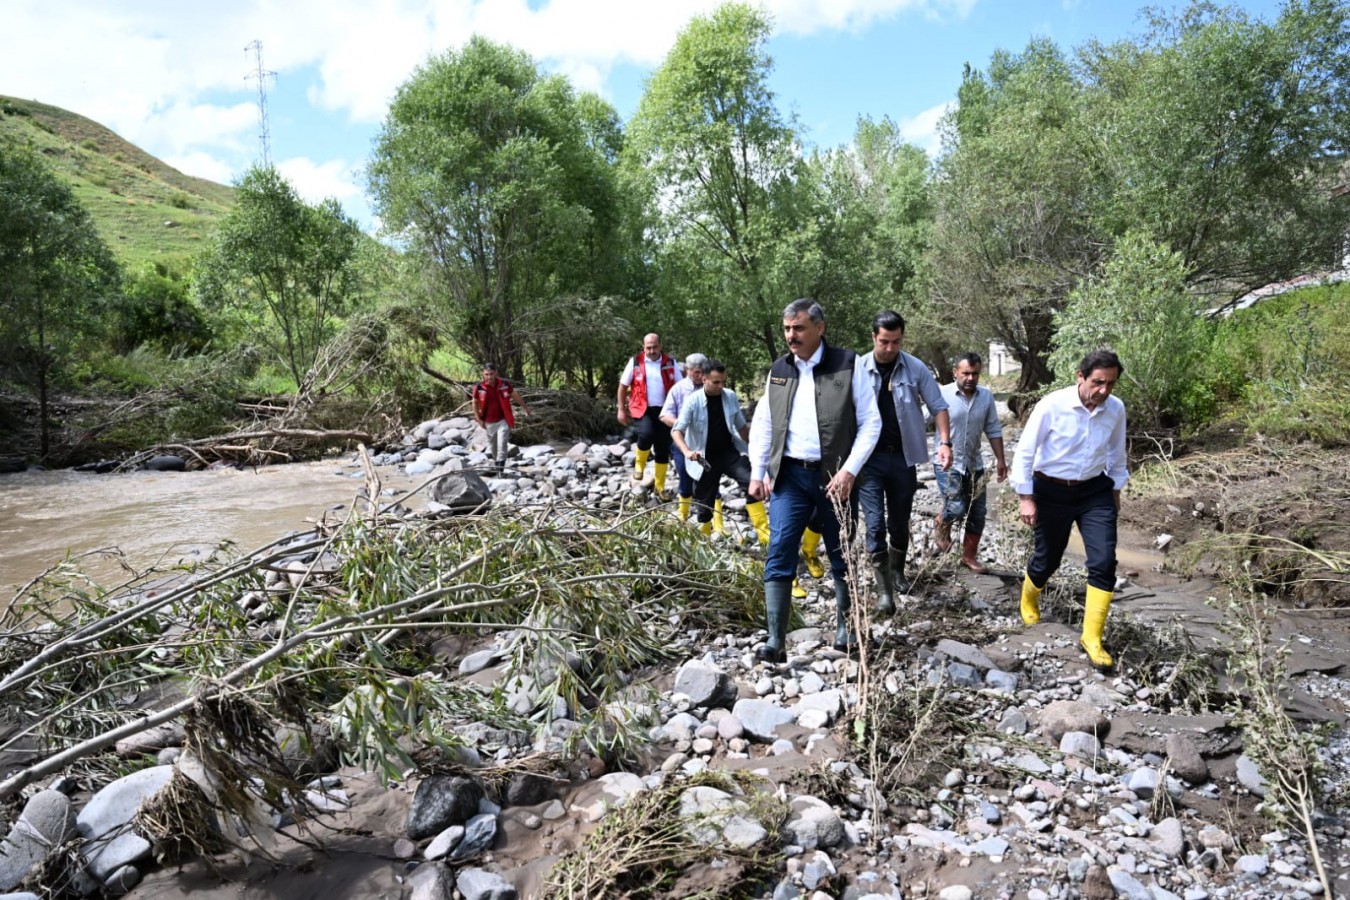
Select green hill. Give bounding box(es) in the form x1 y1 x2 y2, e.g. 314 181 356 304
0 95 235 274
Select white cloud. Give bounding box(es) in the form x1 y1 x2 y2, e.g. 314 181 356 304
162 152 237 185
898 100 953 159
276 156 364 205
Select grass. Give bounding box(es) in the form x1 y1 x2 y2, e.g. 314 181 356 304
1 95 234 274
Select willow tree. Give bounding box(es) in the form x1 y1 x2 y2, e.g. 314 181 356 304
625 3 812 373
369 38 626 382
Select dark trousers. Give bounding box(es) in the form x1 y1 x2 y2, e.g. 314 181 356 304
692 452 751 523
854 450 917 559
1026 473 1118 592
634 409 673 463
764 459 847 582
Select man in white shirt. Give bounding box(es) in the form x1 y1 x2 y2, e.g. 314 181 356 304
748 299 881 660
660 353 709 522
617 334 683 499
1010 349 1128 669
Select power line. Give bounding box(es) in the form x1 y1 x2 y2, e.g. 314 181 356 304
244 40 276 167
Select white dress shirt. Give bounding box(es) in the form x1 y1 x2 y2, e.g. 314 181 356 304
748 343 881 481
1010 384 1128 496
621 356 682 408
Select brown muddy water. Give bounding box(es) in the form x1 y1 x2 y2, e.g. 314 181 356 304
0 458 419 599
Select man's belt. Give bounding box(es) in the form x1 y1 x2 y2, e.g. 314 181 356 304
1034 470 1098 486
783 456 822 470
874 442 903 454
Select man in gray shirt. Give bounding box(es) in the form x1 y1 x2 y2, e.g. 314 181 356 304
933 352 1008 573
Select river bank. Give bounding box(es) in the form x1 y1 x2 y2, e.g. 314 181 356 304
1 419 1347 899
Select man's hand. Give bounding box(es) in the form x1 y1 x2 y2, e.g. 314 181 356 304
475 418 485 429
996 461 1008 482
826 470 856 501
1018 495 1037 528
749 478 770 501
617 409 630 426
937 444 954 471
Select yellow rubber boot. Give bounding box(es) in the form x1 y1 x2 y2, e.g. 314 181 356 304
792 579 807 599
712 498 726 534
677 495 692 521
746 501 771 546
1019 574 1042 626
653 462 670 500
801 527 826 579
1080 586 1114 669
633 447 650 483
699 520 713 536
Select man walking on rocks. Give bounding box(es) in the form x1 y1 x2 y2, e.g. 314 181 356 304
660 353 711 524
618 333 682 499
856 311 952 613
933 352 1007 573
671 361 771 540
472 363 530 475
748 299 880 660
1011 348 1128 670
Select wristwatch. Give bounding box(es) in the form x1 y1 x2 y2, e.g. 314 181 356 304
940 440 952 447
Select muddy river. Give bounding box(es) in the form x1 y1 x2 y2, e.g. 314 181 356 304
0 459 420 598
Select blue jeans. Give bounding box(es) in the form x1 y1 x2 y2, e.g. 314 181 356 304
1027 473 1118 592
935 467 988 535
854 451 917 559
764 460 847 582
672 448 694 497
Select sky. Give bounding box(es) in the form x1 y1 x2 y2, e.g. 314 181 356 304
3 0 1287 230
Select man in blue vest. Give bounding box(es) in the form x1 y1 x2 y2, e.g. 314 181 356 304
748 299 881 660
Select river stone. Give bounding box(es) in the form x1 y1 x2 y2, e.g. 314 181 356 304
103 863 142 895
77 765 175 881
143 454 186 472
1037 700 1109 741
1165 733 1209 783
1126 766 1159 800
429 471 493 512
934 639 996 670
717 716 744 741
457 866 518 900
1060 731 1101 759
674 659 735 708
678 786 767 849
1106 866 1153 899
408 861 454 900
274 723 339 778
450 812 498 860
504 773 553 807
407 775 484 840
795 689 844 725
1151 817 1185 858
784 796 846 850
423 824 464 860
732 699 797 741
946 662 982 688
1235 754 1268 796
459 649 502 676
114 723 185 757
0 789 76 891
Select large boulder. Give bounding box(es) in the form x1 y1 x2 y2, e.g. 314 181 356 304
77 765 176 881
1036 700 1109 742
0 790 76 890
673 660 736 709
407 775 484 840
430 472 493 512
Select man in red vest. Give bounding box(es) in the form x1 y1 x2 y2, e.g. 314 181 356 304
473 362 530 475
617 333 682 499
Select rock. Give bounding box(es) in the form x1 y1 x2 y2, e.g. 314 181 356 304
934 639 996 670
674 659 735 708
274 723 339 778
1060 731 1101 759
938 888 973 900
985 669 1019 692
946 662 982 687
77 765 175 881
407 775 484 840
103 864 142 895
423 825 464 860
143 454 186 472
408 861 454 900
450 812 498 859
1165 733 1208 783
1235 854 1268 876
460 649 503 675
456 867 518 900
998 708 1029 734
1081 864 1115 900
1107 866 1153 899
114 723 185 757
795 689 844 725
1037 700 1109 741
504 773 553 807
731 699 797 741
800 849 836 890
1151 817 1185 859
0 790 76 891
1235 754 1268 796
429 471 493 511
1126 766 1159 800
717 716 744 741
784 796 847 850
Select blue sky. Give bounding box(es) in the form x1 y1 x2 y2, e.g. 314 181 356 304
4 0 1286 230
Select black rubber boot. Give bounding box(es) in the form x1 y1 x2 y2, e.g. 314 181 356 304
888 547 912 596
872 551 896 615
756 579 792 663
833 576 855 652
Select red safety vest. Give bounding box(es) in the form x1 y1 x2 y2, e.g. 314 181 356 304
473 378 515 428
628 352 679 418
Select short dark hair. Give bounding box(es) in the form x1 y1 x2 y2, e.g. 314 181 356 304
482 362 497 371
872 310 905 334
1078 348 1124 379
783 298 824 323
954 352 983 368
705 359 727 374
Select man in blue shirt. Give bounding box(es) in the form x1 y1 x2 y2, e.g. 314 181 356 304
933 353 1008 574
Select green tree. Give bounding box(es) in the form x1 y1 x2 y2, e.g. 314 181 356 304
369 38 623 383
1049 231 1210 428
0 142 120 457
195 166 363 388
625 3 812 374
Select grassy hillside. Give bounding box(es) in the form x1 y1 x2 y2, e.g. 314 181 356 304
0 95 234 274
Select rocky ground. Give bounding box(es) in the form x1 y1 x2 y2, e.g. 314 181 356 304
2 415 1347 900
